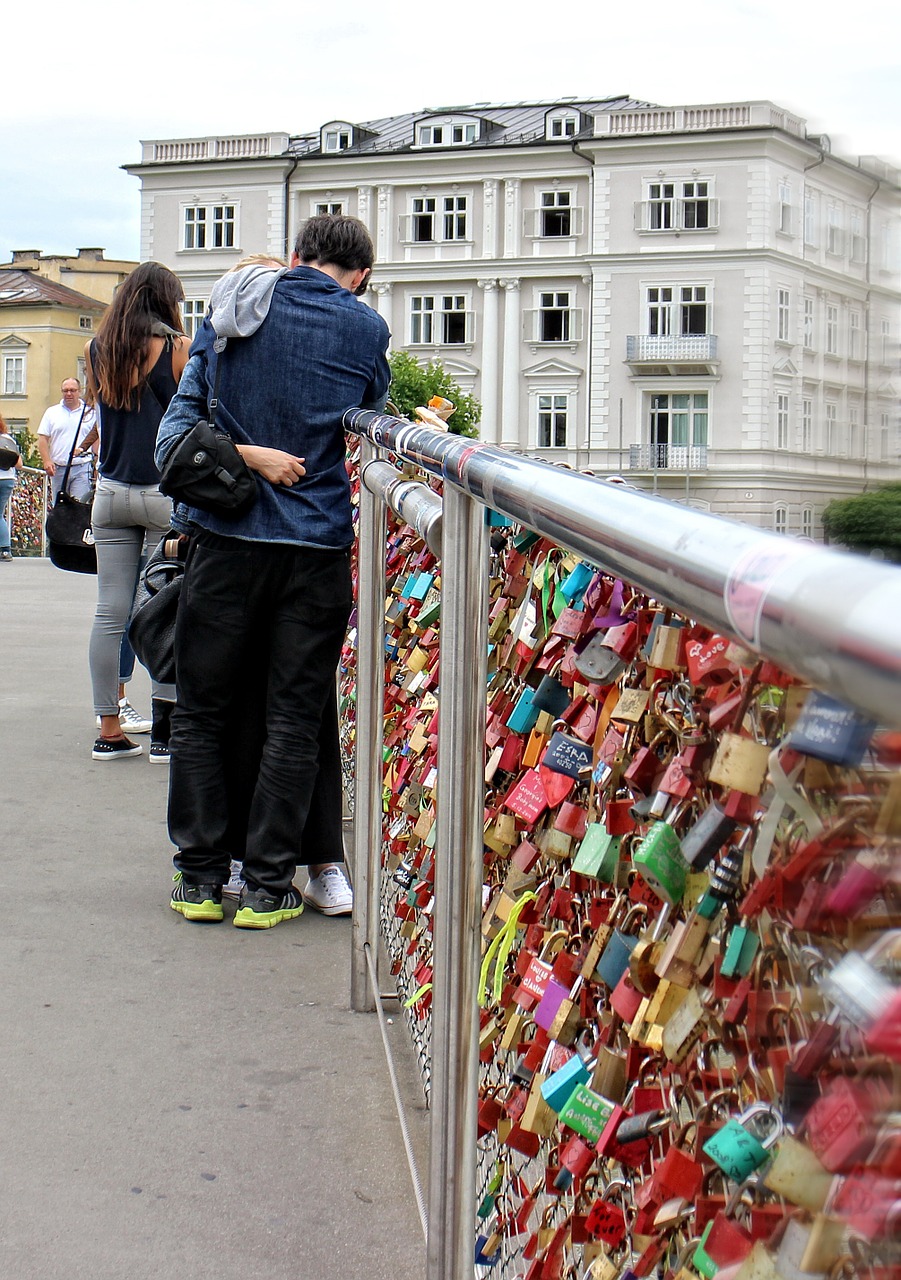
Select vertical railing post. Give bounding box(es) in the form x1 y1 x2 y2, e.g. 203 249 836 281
351 439 387 1013
427 486 489 1280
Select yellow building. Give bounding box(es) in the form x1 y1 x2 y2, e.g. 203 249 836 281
0 271 105 449
0 247 136 307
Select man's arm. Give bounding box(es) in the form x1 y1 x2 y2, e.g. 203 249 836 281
155 354 305 485
36 431 55 476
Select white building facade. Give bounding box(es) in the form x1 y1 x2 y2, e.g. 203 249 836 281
126 98 900 537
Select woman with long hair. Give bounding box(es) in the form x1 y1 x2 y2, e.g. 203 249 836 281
85 262 190 761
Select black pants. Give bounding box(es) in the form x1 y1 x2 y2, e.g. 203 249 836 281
168 529 352 893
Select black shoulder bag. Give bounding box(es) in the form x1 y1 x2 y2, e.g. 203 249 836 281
45 404 97 574
128 531 189 684
158 337 258 518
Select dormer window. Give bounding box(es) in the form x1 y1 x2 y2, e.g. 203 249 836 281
416 117 479 147
322 123 353 152
547 113 578 140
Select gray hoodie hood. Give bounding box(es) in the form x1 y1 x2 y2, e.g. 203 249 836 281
208 265 288 339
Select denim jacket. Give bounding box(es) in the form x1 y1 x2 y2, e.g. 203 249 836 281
155 267 390 548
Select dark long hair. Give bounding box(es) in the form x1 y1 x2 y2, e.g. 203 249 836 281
92 262 185 410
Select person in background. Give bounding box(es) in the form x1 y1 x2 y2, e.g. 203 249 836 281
37 379 96 503
156 215 389 927
85 262 190 762
0 413 23 560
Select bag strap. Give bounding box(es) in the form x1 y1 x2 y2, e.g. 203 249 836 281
208 336 227 430
58 403 89 500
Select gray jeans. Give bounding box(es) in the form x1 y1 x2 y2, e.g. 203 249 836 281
89 478 176 717
51 463 93 503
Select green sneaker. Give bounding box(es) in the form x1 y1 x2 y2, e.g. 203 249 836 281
233 884 304 929
170 872 224 923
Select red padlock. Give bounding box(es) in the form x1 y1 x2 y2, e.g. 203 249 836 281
605 797 637 835
802 1076 878 1172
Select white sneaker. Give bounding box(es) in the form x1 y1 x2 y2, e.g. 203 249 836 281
96 699 152 733
302 865 353 916
118 698 152 733
222 860 245 899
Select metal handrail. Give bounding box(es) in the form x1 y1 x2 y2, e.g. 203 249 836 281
343 410 901 1280
345 409 901 728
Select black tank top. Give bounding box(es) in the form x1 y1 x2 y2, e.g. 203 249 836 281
93 339 178 485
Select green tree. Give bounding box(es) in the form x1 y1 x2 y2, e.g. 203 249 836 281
822 483 901 562
387 351 480 438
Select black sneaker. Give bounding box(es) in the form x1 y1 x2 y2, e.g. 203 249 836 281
92 735 143 761
170 872 224 923
233 884 304 930
149 742 171 765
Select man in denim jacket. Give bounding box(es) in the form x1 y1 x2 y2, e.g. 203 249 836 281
156 215 390 928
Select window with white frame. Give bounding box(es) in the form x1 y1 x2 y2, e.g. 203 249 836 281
538 291 573 342
803 193 817 246
849 404 860 457
777 289 791 343
315 201 344 215
417 120 477 146
825 401 837 453
411 196 436 242
803 297 815 349
547 115 578 139
184 203 236 250
410 296 435 344
79 315 93 331
182 299 207 338
443 195 467 241
644 180 713 231
774 506 788 535
850 210 866 263
439 294 469 344
849 310 863 360
649 392 709 449
880 412 891 460
801 508 813 539
323 128 351 152
778 180 792 234
776 393 790 449
537 394 569 447
801 398 813 453
827 206 843 256
541 190 573 237
881 317 891 364
2 353 25 395
646 285 709 336
826 304 839 356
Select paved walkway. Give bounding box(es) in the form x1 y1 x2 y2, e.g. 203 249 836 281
0 559 428 1280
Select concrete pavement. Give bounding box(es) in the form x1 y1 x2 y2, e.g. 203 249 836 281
0 558 429 1280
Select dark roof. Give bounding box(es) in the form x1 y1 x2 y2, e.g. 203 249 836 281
289 95 654 157
0 270 105 310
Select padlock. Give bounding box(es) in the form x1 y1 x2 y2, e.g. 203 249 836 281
540 1050 590 1112
761 1135 833 1211
585 1181 630 1247
680 801 738 868
702 1102 784 1182
595 904 649 989
708 732 771 795
572 822 621 881
692 1211 753 1278
632 804 691 905
558 1083 617 1143
801 1075 878 1172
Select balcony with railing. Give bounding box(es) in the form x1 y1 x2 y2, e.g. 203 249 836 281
593 101 806 139
140 134 290 164
626 334 718 373
629 443 709 470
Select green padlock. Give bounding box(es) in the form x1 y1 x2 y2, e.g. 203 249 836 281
632 819 689 904
557 1083 615 1143
572 822 620 880
720 923 760 979
702 1103 784 1181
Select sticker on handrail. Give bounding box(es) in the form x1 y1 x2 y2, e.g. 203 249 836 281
723 541 818 648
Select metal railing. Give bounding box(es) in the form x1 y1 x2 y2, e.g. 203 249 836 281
343 409 901 1280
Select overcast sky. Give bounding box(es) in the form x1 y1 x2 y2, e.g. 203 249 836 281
2 0 898 265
